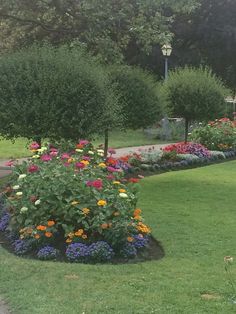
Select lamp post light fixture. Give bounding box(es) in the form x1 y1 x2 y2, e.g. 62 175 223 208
161 44 172 80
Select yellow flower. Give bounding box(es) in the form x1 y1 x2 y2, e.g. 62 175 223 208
98 163 106 168
71 200 79 206
74 229 84 237
68 232 74 239
32 155 40 159
66 238 72 243
119 189 126 193
82 208 90 215
97 200 107 206
81 160 89 166
113 181 121 185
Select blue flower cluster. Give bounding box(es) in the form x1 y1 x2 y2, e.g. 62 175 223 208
133 235 149 249
37 246 59 260
0 211 10 232
120 243 137 258
66 241 114 263
12 239 34 255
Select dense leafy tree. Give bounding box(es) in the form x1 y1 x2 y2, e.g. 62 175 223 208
0 0 200 63
0 45 119 142
162 67 228 142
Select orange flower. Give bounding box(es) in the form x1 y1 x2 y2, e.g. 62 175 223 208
74 229 84 237
81 160 89 166
45 232 53 238
36 225 47 231
82 234 87 239
134 215 142 221
127 236 134 242
101 223 108 229
34 234 40 239
134 208 142 217
47 220 55 227
119 189 126 193
66 238 72 243
76 144 84 149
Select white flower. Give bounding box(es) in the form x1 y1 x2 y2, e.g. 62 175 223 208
199 122 203 125
98 152 104 157
13 185 20 190
20 207 28 213
119 193 128 198
88 150 94 155
34 200 41 206
97 149 104 153
75 149 83 153
32 155 40 159
16 191 23 196
18 174 27 180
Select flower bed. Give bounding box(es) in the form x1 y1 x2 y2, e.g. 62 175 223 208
0 141 158 263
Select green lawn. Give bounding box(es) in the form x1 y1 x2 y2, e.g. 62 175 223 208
0 161 236 313
0 130 169 159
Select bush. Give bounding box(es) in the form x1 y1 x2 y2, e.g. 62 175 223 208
190 118 236 151
162 67 228 141
0 45 119 142
2 140 151 261
109 66 162 129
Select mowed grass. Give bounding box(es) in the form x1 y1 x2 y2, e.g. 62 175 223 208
0 130 168 159
0 161 236 313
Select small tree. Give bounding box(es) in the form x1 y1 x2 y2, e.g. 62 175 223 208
0 45 119 145
109 66 162 130
162 67 229 142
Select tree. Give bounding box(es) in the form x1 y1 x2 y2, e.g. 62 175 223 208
162 67 228 142
0 45 119 143
0 0 200 63
110 66 162 130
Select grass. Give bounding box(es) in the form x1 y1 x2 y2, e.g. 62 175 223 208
0 161 236 313
0 130 169 159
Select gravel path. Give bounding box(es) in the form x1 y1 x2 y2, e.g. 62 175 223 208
0 299 11 314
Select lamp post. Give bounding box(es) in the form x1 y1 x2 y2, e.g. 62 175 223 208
161 44 172 80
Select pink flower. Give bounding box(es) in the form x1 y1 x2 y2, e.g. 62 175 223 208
28 164 39 173
108 148 116 155
75 162 85 169
107 174 115 180
40 154 52 162
50 148 58 156
107 166 119 173
61 153 70 160
64 162 70 167
79 140 89 146
5 160 14 167
29 142 40 150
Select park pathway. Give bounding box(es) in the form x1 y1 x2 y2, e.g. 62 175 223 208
0 298 11 314
0 143 171 179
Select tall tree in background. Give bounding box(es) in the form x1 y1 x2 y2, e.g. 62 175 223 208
0 0 200 63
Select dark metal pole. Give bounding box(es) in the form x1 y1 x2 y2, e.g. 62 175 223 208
164 57 168 80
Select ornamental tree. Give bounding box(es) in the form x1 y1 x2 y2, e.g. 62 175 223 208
162 67 229 142
0 45 119 143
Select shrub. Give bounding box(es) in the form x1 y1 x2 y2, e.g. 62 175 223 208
162 67 228 142
2 140 151 261
0 45 119 142
109 66 162 129
191 118 236 151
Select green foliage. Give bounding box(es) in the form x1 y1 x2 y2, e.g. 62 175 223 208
162 67 228 122
191 118 236 151
0 45 119 141
5 141 150 250
110 66 162 129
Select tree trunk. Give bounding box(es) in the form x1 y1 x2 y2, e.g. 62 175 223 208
104 129 109 159
184 119 189 143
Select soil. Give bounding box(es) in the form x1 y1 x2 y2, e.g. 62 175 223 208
0 231 164 264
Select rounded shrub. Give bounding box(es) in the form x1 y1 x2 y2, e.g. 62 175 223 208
109 66 162 129
0 45 118 142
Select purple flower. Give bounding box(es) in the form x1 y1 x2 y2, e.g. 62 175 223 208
120 243 137 258
133 235 149 249
13 239 34 255
88 241 114 262
66 243 90 262
37 246 59 260
0 211 10 232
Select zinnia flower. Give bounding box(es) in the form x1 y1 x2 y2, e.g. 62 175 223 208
20 207 28 213
18 174 27 180
97 200 107 206
45 232 53 238
28 164 39 173
119 193 128 198
47 220 55 227
40 154 52 162
34 199 41 206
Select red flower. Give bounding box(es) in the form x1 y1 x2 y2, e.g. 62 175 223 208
86 180 103 189
129 178 139 183
75 162 85 169
28 164 39 173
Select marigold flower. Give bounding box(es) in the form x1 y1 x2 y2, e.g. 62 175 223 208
36 225 47 231
66 238 72 243
134 215 142 220
82 234 88 239
45 232 53 238
127 237 134 242
47 220 55 227
97 200 107 206
101 223 108 229
68 232 75 238
74 229 84 236
134 208 142 217
34 234 40 239
119 189 126 193
82 208 90 215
